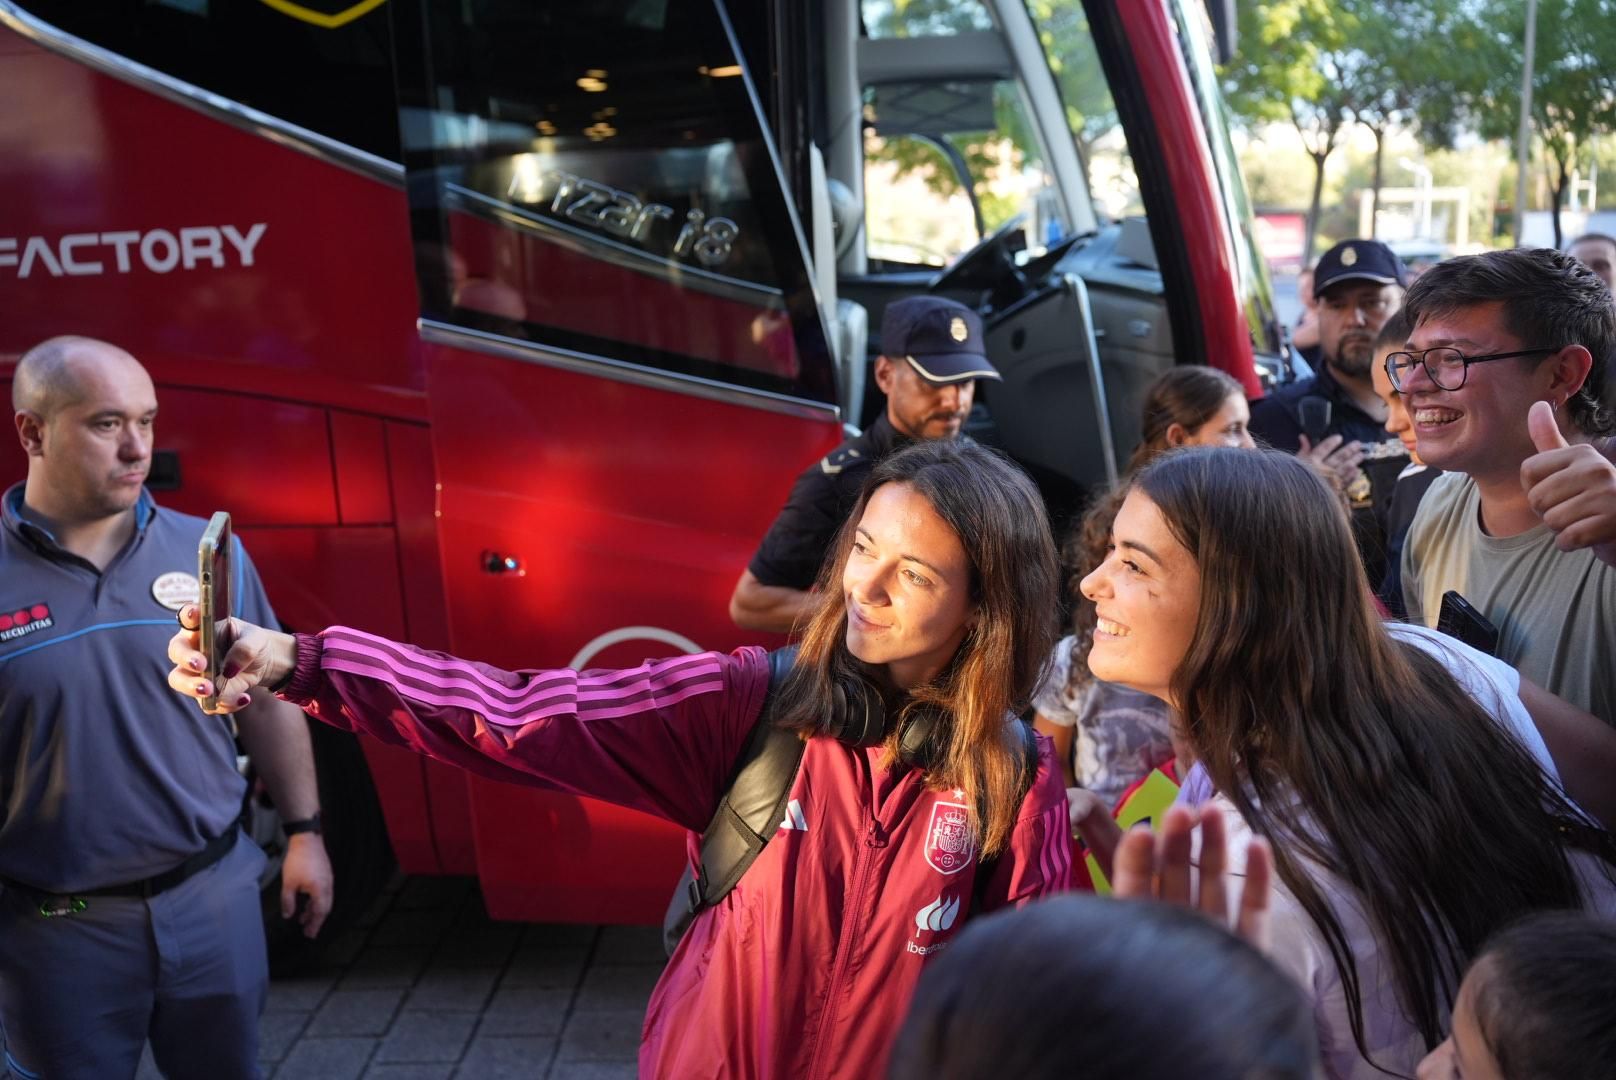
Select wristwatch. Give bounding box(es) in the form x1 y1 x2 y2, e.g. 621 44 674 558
282 812 322 836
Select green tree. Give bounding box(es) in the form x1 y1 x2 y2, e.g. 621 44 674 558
1222 0 1360 264
1455 0 1616 246
1337 0 1469 235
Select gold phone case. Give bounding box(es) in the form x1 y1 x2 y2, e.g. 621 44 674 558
197 511 232 712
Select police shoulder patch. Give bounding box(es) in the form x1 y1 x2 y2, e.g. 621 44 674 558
820 446 863 476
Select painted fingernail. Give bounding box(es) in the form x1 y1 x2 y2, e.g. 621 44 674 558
236 694 252 708
189 656 205 671
222 662 240 679
195 681 209 695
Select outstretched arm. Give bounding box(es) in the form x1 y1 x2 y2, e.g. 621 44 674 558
169 607 769 832
1517 675 1616 831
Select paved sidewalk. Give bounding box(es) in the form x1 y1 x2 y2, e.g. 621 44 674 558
156 875 662 1079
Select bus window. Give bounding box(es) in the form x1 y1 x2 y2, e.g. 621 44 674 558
861 133 977 268
862 78 1060 271
15 0 399 163
394 0 835 404
1024 1 1144 222
863 0 994 37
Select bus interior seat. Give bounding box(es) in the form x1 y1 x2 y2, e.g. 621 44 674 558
980 274 1117 533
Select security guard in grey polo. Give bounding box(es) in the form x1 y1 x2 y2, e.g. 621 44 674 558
729 296 1000 633
0 337 332 1079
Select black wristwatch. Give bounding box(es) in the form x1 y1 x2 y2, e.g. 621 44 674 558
282 812 322 836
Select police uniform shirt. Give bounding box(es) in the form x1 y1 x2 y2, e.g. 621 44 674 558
0 485 281 893
1248 364 1409 585
747 414 911 591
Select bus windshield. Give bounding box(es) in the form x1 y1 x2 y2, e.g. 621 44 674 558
1022 0 1143 225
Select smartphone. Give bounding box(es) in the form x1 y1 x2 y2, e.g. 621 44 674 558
1437 590 1499 657
198 511 233 712
1298 395 1333 445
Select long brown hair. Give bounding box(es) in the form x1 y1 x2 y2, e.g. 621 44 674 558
1060 487 1126 697
773 440 1059 857
1132 447 1608 1068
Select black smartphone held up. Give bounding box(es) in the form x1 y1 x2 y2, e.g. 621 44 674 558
1298 395 1333 445
198 511 233 712
1437 590 1500 657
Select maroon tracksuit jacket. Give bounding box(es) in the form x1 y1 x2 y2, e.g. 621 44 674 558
281 626 1073 1078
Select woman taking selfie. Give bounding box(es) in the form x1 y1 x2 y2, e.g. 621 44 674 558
166 440 1072 1079
1080 446 1616 1079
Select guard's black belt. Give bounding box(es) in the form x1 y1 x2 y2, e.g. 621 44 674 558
1 818 243 901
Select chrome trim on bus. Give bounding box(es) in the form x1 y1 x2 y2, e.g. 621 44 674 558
417 319 840 422
0 1 403 185
444 185 786 308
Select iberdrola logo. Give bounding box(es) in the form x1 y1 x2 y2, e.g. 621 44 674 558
914 894 961 935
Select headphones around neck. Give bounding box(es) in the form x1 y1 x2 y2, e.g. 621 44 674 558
772 647 950 771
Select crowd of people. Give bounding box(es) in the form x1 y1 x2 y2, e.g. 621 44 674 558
7 238 1616 1079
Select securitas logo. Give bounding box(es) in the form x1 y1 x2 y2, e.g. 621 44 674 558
0 603 53 642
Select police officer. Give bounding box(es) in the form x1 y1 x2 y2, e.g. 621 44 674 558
1250 239 1412 585
0 337 332 1079
729 297 1001 633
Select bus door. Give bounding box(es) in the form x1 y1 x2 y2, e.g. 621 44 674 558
819 0 1279 520
821 0 1121 531
389 0 843 922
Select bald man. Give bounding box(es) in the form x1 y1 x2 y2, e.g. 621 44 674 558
1 338 331 1079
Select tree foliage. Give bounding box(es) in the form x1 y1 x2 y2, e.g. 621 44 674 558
1223 0 1616 251
1221 0 1358 262
861 0 1127 233
1452 0 1616 246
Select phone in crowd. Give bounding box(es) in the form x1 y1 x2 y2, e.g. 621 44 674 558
1298 395 1333 445
198 511 234 712
1437 590 1500 657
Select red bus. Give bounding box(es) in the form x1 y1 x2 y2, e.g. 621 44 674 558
0 0 1279 939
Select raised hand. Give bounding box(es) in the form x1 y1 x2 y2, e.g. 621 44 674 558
1112 804 1274 949
166 604 297 714
1521 400 1616 567
1298 433 1366 494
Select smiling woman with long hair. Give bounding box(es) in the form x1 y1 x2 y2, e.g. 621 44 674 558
164 439 1072 1079
1035 365 1255 804
1081 446 1616 1079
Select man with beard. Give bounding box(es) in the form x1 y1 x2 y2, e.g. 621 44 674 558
730 296 1000 633
1250 239 1410 583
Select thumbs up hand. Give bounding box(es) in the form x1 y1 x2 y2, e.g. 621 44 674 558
1521 400 1616 567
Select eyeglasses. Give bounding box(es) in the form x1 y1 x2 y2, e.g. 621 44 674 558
1383 346 1562 392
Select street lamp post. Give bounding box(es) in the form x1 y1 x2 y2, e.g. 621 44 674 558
1514 0 1538 247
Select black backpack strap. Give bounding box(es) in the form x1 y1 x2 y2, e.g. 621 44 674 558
968 717 1040 916
663 646 806 955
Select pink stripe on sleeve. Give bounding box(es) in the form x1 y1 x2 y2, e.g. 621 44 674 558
328 626 722 709
320 632 728 728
